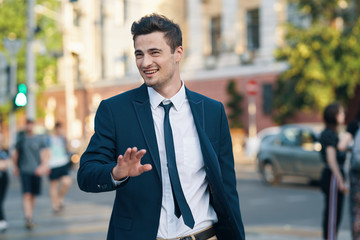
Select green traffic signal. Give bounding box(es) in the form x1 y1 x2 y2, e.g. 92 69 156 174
14 84 27 107
18 83 27 94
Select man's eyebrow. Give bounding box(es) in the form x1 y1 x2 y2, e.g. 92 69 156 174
148 48 162 52
134 49 143 54
134 48 162 55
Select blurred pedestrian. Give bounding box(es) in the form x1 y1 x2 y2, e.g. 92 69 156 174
48 122 72 213
338 104 360 240
77 13 245 240
0 133 11 232
320 103 348 240
12 119 50 230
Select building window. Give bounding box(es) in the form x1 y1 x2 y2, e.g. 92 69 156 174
73 7 81 27
262 83 273 115
246 9 259 50
210 16 221 56
72 53 80 84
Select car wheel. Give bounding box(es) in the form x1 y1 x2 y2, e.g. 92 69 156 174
261 162 280 185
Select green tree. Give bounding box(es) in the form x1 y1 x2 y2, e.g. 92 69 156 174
0 0 61 118
226 79 244 128
274 0 360 123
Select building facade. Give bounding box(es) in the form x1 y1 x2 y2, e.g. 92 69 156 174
42 0 319 150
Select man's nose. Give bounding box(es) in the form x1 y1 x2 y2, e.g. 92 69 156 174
142 54 153 67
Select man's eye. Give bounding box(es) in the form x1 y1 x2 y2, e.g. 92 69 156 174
152 51 160 55
135 53 143 58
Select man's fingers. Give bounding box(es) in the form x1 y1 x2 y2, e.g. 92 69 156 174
123 147 146 161
136 149 146 159
129 147 138 160
122 148 129 162
138 164 152 175
117 154 124 164
142 163 152 172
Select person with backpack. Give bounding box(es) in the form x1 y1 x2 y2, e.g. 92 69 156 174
338 105 360 240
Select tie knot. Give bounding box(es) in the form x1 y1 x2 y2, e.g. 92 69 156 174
160 102 173 114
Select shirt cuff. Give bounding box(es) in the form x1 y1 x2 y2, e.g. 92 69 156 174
110 173 129 186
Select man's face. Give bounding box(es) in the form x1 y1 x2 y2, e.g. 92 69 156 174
336 107 345 125
55 126 62 135
134 31 183 91
26 122 34 135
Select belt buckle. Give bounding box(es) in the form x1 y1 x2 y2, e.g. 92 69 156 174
179 237 194 240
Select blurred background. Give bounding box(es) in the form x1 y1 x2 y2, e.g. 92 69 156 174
0 0 359 239
0 0 360 157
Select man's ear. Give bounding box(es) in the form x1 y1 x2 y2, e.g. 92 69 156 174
175 46 183 63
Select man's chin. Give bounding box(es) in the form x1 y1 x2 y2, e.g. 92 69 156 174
144 79 155 87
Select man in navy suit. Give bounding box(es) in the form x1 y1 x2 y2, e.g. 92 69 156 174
78 13 245 240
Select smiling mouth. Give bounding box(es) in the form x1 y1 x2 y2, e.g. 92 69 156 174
143 69 159 75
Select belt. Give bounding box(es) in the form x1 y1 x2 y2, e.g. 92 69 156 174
157 226 216 240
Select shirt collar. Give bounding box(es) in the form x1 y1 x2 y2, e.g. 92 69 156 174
147 82 186 111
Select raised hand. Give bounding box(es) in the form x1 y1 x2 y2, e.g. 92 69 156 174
111 147 152 180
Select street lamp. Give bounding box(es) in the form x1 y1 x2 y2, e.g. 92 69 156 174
26 0 36 120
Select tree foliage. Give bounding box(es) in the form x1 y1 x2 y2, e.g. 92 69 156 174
226 79 244 128
0 0 61 118
274 0 360 123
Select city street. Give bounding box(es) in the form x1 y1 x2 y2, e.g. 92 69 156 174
0 162 351 240
237 163 350 240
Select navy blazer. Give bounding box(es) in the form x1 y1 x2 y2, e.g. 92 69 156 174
78 84 245 240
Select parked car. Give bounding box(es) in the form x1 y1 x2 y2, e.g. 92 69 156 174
257 124 324 185
245 126 280 160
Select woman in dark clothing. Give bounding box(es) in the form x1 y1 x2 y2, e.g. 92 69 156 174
320 103 347 240
338 104 360 240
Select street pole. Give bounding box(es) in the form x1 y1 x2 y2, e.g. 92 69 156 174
245 79 258 160
61 2 76 142
26 0 36 120
0 52 7 105
3 38 22 151
248 96 257 138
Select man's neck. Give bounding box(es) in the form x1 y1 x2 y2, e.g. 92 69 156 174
153 80 182 99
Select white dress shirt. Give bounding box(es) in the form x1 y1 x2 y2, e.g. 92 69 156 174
148 84 217 239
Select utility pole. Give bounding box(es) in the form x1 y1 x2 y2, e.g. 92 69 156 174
0 52 7 105
26 0 36 120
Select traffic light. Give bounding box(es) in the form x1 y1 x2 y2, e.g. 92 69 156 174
14 83 27 107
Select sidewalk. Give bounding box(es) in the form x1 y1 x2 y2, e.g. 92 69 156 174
0 172 111 240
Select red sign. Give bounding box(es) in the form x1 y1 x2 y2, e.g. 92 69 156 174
246 79 258 96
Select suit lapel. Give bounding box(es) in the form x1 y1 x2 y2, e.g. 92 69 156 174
133 85 162 179
187 90 204 129
187 88 222 178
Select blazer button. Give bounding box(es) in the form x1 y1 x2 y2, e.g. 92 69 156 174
101 184 107 189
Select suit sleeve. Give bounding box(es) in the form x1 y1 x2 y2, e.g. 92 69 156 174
77 100 120 193
218 103 245 239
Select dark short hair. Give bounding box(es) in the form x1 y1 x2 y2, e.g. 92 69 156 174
26 119 34 124
131 13 182 53
55 122 62 128
323 103 341 131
